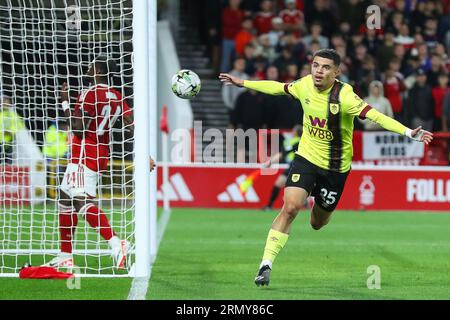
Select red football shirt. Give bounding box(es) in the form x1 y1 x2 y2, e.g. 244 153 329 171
279 9 304 38
277 0 304 11
279 9 304 25
253 11 275 35
71 84 132 172
383 76 405 114
222 7 245 40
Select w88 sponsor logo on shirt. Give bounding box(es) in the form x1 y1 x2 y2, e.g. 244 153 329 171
307 116 333 141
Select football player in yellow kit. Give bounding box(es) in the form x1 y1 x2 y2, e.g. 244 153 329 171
219 49 433 286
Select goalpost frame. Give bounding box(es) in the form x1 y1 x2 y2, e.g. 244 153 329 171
0 0 156 278
132 0 157 278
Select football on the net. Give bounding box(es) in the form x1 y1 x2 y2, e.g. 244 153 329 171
171 69 201 99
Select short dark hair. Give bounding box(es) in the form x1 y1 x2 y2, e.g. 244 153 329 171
93 55 117 79
313 49 341 66
310 20 322 30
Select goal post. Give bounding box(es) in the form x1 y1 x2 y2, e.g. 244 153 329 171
132 0 155 277
0 0 155 277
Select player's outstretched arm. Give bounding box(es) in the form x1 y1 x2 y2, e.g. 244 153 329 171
60 83 95 139
60 82 71 120
218 73 244 87
364 108 433 144
60 82 81 138
219 73 287 96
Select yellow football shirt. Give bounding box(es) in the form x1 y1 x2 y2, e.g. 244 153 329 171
243 74 408 173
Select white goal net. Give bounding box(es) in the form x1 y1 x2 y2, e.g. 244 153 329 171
0 0 151 277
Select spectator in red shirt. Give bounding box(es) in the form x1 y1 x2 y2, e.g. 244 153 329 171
392 44 406 72
383 58 407 121
221 0 245 72
253 0 276 35
279 0 305 38
235 18 256 57
444 0 450 14
394 23 415 50
277 0 304 11
432 72 449 130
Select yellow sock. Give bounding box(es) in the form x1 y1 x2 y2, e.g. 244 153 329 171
261 229 289 266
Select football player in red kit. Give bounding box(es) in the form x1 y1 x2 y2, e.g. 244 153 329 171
45 56 134 270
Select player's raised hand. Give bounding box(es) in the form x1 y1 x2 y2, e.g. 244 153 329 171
411 126 433 145
219 73 244 87
60 82 69 102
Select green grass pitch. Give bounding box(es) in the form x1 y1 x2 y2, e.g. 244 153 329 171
1 208 449 300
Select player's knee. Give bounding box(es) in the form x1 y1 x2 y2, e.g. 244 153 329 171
282 202 303 219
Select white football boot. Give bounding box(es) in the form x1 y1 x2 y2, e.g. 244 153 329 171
110 237 129 270
43 252 74 270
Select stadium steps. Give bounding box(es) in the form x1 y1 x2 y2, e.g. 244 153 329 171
175 5 229 161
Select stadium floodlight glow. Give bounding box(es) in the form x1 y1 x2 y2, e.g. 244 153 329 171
0 0 155 278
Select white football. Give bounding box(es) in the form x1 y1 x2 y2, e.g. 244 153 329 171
171 69 201 99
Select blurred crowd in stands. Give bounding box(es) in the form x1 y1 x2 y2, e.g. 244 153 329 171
197 0 450 133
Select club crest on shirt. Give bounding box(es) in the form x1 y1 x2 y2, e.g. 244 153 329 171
291 174 300 182
330 103 340 115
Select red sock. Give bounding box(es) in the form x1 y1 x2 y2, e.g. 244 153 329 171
59 209 78 254
83 204 116 241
